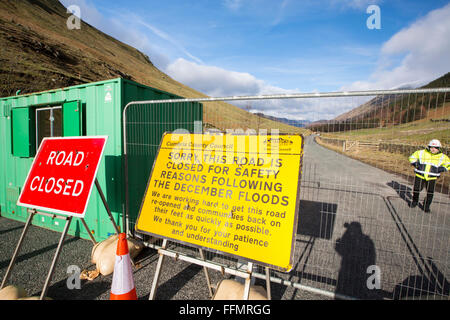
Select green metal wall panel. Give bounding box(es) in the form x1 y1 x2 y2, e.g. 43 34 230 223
123 80 203 230
60 79 123 240
0 79 123 240
11 107 35 157
62 100 82 136
0 114 6 216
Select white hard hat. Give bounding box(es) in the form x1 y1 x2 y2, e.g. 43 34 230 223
428 139 442 148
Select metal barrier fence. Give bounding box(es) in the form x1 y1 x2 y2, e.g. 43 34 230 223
123 88 450 300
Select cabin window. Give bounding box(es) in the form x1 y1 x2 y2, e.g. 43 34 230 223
11 101 82 158
35 106 62 152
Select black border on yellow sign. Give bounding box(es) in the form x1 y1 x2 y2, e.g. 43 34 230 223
134 132 304 272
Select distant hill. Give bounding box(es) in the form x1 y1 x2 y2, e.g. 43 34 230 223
308 72 450 132
422 72 450 88
254 113 311 128
0 0 307 134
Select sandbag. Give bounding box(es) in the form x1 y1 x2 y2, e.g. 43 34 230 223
213 279 268 300
91 234 119 264
80 269 100 281
0 285 28 300
18 296 52 300
126 237 145 259
96 236 144 276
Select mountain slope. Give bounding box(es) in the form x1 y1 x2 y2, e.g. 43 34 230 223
254 113 311 127
308 72 450 131
0 0 198 97
0 0 307 134
332 72 450 123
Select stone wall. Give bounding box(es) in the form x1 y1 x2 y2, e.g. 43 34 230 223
379 142 449 157
317 136 449 157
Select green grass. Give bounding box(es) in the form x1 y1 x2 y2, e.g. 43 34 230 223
322 119 450 145
316 136 450 193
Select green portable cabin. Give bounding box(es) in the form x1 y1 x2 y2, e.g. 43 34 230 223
0 78 202 241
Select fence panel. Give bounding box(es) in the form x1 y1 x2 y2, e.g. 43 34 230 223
123 88 450 300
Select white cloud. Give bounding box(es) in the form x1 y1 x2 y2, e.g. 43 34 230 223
223 0 244 11
348 0 381 9
59 0 193 70
62 0 450 122
271 0 290 26
166 58 268 97
344 3 450 90
60 0 102 25
165 58 365 121
132 18 204 65
330 0 383 10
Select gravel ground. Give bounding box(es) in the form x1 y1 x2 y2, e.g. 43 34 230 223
1 135 449 300
0 216 328 300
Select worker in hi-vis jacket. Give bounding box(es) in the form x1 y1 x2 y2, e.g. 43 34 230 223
409 139 450 213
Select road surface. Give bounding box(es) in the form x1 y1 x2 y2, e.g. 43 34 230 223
288 135 450 299
0 135 448 300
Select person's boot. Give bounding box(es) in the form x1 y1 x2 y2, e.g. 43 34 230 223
410 201 418 208
424 196 432 213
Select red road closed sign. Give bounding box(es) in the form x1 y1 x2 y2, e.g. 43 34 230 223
17 136 108 218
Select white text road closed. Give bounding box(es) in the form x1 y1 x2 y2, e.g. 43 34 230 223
17 136 108 217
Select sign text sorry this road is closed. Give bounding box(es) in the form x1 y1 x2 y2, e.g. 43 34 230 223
136 133 304 271
17 136 108 218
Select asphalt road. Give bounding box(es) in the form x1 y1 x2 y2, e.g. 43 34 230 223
1 135 448 300
292 135 450 299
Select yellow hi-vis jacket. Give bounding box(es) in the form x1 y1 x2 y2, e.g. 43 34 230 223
409 149 450 181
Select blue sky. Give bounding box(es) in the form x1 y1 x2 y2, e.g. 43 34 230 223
61 0 450 120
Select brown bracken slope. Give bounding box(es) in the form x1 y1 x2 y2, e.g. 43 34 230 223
0 0 204 97
0 0 308 134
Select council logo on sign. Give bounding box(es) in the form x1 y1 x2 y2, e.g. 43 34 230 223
264 137 294 145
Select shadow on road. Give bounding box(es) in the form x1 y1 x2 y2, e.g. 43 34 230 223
0 236 79 269
146 263 203 300
335 221 378 299
387 180 413 205
384 195 450 300
388 180 450 210
297 200 337 240
46 277 112 300
0 225 24 236
393 256 450 299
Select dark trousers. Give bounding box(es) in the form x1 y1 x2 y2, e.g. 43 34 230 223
412 176 436 210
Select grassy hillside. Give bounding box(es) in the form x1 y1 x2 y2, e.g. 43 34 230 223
320 105 450 146
422 72 450 88
308 73 450 133
0 0 308 135
316 135 450 194
316 100 450 192
334 72 450 123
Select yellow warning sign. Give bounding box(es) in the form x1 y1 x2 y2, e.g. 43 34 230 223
135 133 303 271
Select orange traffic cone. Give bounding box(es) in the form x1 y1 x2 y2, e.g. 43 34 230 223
110 233 138 300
